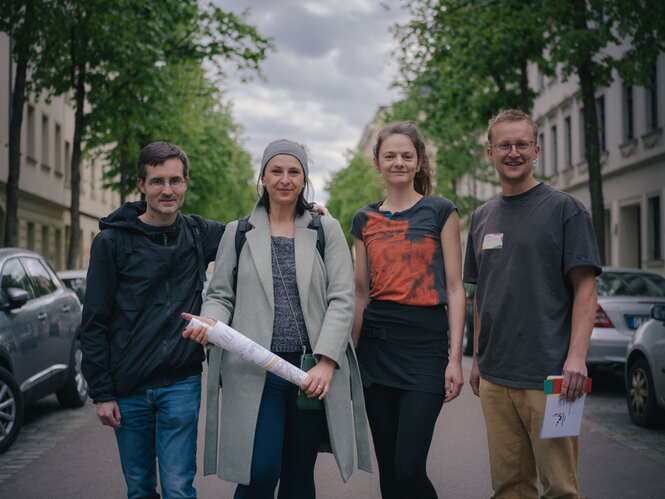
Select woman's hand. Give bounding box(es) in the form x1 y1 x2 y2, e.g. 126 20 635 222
444 358 464 403
181 312 216 344
300 355 335 400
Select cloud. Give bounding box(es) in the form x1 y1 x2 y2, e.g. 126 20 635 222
217 0 406 203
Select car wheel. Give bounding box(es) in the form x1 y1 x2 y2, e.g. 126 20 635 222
56 340 88 408
626 357 660 427
0 366 24 453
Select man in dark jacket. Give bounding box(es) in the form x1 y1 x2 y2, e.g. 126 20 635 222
81 142 224 499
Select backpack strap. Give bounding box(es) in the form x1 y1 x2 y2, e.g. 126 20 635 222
231 213 325 290
115 230 133 269
182 215 207 284
233 215 253 291
308 212 325 260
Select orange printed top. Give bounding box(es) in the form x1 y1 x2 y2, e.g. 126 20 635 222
351 196 456 308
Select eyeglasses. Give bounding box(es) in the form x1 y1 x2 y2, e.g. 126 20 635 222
146 177 186 189
490 140 535 152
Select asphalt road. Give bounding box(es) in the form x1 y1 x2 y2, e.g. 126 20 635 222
1 358 664 498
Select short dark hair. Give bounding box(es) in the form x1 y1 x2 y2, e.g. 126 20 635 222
487 109 538 144
374 122 432 196
137 142 189 180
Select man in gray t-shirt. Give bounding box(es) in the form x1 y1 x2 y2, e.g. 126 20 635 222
463 109 601 499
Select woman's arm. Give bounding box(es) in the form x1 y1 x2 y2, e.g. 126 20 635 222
351 236 370 347
304 219 355 398
311 219 355 365
441 211 465 402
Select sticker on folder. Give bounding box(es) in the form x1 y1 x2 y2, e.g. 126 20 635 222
540 375 591 439
482 233 503 250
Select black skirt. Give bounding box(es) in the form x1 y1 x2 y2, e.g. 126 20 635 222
356 323 449 395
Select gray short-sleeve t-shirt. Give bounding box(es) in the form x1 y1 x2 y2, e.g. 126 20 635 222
463 183 601 389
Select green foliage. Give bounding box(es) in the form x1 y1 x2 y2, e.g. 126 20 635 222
390 0 665 248
326 150 385 247
91 61 257 222
390 0 547 222
1 0 271 265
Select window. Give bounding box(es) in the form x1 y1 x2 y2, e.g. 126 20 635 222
564 116 572 169
27 105 36 161
538 133 545 175
596 96 606 152
55 124 62 172
551 125 558 174
623 84 634 141
23 257 58 297
646 66 659 131
648 196 662 261
41 114 50 167
1 258 35 302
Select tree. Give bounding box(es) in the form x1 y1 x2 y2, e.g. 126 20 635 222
393 0 665 260
30 0 270 268
326 149 385 247
541 0 665 262
0 0 61 247
392 0 549 220
91 61 257 222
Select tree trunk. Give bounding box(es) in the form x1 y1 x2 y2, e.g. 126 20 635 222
571 1 606 264
67 65 85 269
4 44 28 248
579 70 605 264
519 56 530 112
120 132 129 204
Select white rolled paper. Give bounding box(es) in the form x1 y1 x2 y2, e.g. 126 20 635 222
187 317 308 386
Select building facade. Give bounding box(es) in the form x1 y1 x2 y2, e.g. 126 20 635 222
1 33 132 270
531 48 665 273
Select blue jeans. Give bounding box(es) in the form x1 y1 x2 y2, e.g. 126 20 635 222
234 371 326 499
114 374 201 499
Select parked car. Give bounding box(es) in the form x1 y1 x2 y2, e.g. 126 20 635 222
57 269 87 303
587 267 665 367
625 304 665 427
0 249 88 453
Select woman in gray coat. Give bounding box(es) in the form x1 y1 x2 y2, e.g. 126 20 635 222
183 139 371 498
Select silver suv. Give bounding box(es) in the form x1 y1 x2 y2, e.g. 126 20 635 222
0 248 88 453
625 304 665 427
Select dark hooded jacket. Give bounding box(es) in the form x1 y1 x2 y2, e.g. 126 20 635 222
81 201 225 402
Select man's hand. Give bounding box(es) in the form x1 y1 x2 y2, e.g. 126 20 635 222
97 400 122 429
561 355 588 402
181 312 216 344
311 203 330 217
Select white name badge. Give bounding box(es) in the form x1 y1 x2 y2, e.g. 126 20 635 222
482 233 504 250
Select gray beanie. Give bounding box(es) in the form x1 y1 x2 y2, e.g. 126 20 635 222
260 139 308 179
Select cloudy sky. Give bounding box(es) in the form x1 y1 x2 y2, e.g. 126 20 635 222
219 0 409 204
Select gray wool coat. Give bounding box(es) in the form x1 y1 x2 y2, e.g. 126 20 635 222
201 202 372 485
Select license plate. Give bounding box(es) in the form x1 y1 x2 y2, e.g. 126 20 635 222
628 315 649 329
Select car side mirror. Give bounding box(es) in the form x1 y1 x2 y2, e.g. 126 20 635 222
651 305 665 322
6 287 30 309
